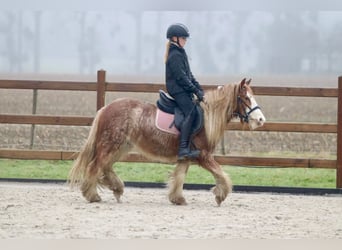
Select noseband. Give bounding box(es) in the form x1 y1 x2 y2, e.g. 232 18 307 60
234 95 261 123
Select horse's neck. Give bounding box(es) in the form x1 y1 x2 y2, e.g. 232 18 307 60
203 84 237 150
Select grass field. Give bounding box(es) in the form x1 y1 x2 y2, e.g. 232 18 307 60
0 159 336 188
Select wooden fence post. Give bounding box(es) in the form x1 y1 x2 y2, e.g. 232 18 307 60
29 89 38 149
337 76 342 188
97 70 106 111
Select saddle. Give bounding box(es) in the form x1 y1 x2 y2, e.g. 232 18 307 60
156 90 203 136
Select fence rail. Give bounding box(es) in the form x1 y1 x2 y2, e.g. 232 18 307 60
1 70 341 188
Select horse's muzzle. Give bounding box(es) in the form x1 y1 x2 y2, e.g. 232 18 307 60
249 116 265 130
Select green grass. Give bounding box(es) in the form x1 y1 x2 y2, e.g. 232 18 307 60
0 159 336 188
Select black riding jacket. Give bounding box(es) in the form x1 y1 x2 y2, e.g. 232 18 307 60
165 43 202 97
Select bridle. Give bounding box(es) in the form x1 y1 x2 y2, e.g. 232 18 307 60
234 95 261 123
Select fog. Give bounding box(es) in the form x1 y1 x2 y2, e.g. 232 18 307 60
0 9 342 83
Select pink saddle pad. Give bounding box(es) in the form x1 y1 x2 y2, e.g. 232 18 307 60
155 109 180 135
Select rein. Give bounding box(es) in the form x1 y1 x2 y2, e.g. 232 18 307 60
234 96 261 123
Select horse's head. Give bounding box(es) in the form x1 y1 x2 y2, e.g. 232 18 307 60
234 78 266 130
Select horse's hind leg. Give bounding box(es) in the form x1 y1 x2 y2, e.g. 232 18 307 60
100 166 125 203
168 161 190 205
81 162 102 202
98 146 130 202
81 147 125 203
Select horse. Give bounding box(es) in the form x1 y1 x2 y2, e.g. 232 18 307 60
69 78 266 206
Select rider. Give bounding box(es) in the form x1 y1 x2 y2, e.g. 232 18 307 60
165 23 205 160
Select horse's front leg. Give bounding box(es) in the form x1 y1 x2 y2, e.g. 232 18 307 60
200 155 232 206
168 161 190 205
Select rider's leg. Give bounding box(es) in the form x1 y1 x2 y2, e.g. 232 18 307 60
173 93 200 160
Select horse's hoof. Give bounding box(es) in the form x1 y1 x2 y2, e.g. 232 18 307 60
88 194 101 203
170 197 187 205
215 196 222 206
114 192 122 203
212 186 226 206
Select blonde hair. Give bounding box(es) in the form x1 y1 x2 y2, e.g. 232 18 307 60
164 41 171 63
201 84 239 150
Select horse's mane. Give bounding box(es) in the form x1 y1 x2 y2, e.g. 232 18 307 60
201 83 240 150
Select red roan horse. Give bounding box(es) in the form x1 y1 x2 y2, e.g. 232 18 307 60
69 78 265 206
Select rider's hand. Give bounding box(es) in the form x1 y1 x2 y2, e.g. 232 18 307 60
195 89 204 102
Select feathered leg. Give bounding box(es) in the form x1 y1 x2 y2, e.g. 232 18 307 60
168 161 190 205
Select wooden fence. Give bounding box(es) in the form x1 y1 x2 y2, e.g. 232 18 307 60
0 70 341 188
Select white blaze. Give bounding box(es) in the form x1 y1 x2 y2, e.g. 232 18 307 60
246 92 266 130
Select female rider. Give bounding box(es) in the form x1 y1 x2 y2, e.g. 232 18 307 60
165 23 205 160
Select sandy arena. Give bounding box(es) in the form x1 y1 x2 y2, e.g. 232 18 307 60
0 182 341 239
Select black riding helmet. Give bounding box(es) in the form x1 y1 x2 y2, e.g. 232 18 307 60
166 23 190 39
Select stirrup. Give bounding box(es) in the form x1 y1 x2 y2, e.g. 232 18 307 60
178 149 200 161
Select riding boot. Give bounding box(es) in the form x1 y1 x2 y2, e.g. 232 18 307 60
178 112 200 160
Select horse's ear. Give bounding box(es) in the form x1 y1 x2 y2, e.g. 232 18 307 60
239 78 248 95
246 78 252 85
240 78 247 88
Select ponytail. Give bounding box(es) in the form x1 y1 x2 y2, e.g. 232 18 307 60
164 41 171 64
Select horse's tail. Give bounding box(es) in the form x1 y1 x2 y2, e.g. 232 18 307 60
68 108 103 188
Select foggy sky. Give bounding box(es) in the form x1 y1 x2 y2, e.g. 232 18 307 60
0 4 342 78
